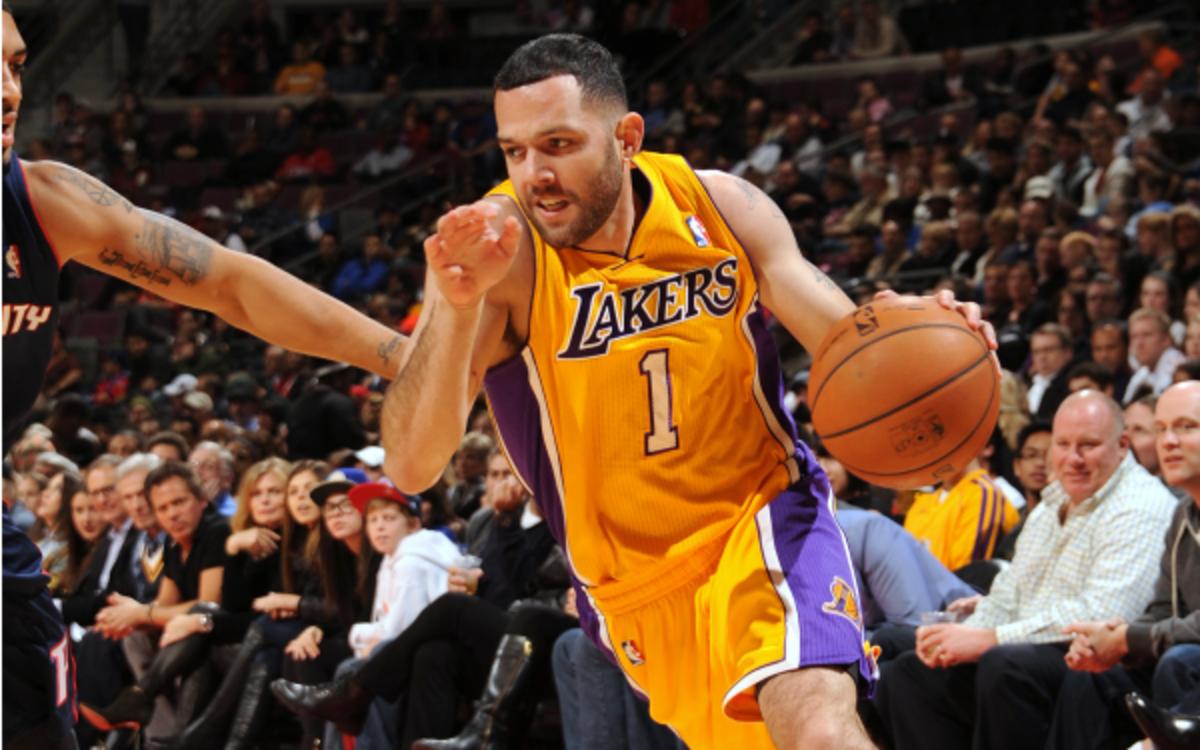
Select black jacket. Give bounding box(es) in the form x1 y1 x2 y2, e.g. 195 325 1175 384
60 524 142 626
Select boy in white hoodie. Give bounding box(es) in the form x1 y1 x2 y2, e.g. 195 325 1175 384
347 481 461 658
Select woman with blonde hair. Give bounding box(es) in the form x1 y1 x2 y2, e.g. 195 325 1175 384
997 369 1031 450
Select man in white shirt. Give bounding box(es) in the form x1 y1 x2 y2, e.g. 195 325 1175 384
1028 324 1076 420
874 390 1177 750
1117 70 1172 141
1125 308 1187 403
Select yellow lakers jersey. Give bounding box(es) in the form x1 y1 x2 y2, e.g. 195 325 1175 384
483 152 812 586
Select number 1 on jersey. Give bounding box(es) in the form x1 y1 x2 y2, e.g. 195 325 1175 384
639 349 679 454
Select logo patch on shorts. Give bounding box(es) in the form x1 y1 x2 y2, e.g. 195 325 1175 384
621 639 646 666
821 576 861 627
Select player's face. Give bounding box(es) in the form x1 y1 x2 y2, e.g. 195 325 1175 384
495 75 628 249
2 12 25 165
1156 383 1200 491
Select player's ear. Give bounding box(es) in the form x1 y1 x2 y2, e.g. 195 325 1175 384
615 112 644 159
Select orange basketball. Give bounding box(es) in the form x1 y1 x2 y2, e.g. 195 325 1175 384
808 296 1000 490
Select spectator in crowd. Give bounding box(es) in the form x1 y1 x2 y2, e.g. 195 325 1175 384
1028 323 1079 421
1081 129 1134 220
286 364 367 460
1048 380 1200 748
352 129 414 182
147 432 190 463
874 390 1177 749
1048 126 1091 205
275 128 337 182
189 441 237 517
923 48 981 109
1126 308 1187 402
447 431 494 522
31 470 83 579
553 624 684 750
1065 361 1116 399
326 44 372 94
1124 394 1161 476
850 0 906 59
903 434 1018 572
790 10 832 65
302 81 350 133
163 106 231 162
1090 319 1134 403
1085 274 1125 327
1128 29 1183 94
275 41 327 96
85 462 230 740
332 233 390 301
1117 70 1172 142
993 421 1053 560
1165 206 1200 290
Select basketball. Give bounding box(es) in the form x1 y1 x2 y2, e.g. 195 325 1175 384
808 296 1000 490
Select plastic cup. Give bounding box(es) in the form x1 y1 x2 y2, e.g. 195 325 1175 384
919 611 958 626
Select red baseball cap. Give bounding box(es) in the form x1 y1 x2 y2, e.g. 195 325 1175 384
348 481 421 517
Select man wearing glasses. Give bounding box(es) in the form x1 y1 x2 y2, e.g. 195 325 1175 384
1050 380 1200 748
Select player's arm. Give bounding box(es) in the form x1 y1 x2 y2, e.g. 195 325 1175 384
23 161 409 378
381 196 529 492
697 170 854 351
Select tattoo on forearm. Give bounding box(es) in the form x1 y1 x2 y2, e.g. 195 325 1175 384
132 210 214 287
735 176 787 221
53 167 134 213
97 247 174 286
378 335 405 367
805 257 842 293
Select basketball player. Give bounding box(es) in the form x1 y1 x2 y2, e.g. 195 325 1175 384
381 35 994 748
2 8 403 747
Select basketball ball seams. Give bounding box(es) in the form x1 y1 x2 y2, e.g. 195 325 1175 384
830 366 998 479
817 348 993 440
810 320 985 412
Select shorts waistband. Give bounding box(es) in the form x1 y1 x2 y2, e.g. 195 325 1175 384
585 531 729 617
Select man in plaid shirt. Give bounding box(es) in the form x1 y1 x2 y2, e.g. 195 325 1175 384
873 390 1178 750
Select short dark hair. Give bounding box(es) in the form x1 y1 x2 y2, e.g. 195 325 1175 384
144 460 205 505
1016 420 1052 453
494 34 627 112
1176 358 1200 381
147 431 191 459
1066 361 1114 391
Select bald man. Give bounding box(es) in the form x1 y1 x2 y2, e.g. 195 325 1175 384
1049 381 1200 749
874 390 1177 750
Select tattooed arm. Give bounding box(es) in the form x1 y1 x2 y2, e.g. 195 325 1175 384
697 170 855 351
24 160 408 377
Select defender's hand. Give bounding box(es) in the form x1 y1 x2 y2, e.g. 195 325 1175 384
425 201 521 309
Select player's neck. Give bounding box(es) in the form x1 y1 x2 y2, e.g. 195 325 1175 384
571 166 647 257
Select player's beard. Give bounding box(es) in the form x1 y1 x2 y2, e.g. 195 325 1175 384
525 144 623 249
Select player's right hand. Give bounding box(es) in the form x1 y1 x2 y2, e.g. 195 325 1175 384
425 200 521 309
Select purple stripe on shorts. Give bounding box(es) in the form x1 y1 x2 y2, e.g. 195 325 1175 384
766 484 877 690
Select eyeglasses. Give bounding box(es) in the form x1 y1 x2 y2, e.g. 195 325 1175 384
1153 422 1200 439
322 499 355 517
89 484 117 497
1018 449 1048 460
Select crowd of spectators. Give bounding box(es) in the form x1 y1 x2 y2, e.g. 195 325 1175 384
7 1 1200 748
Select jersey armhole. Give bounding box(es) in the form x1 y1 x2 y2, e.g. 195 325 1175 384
19 160 66 269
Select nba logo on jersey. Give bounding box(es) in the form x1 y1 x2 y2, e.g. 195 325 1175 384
6 244 21 279
685 215 710 247
622 639 646 666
